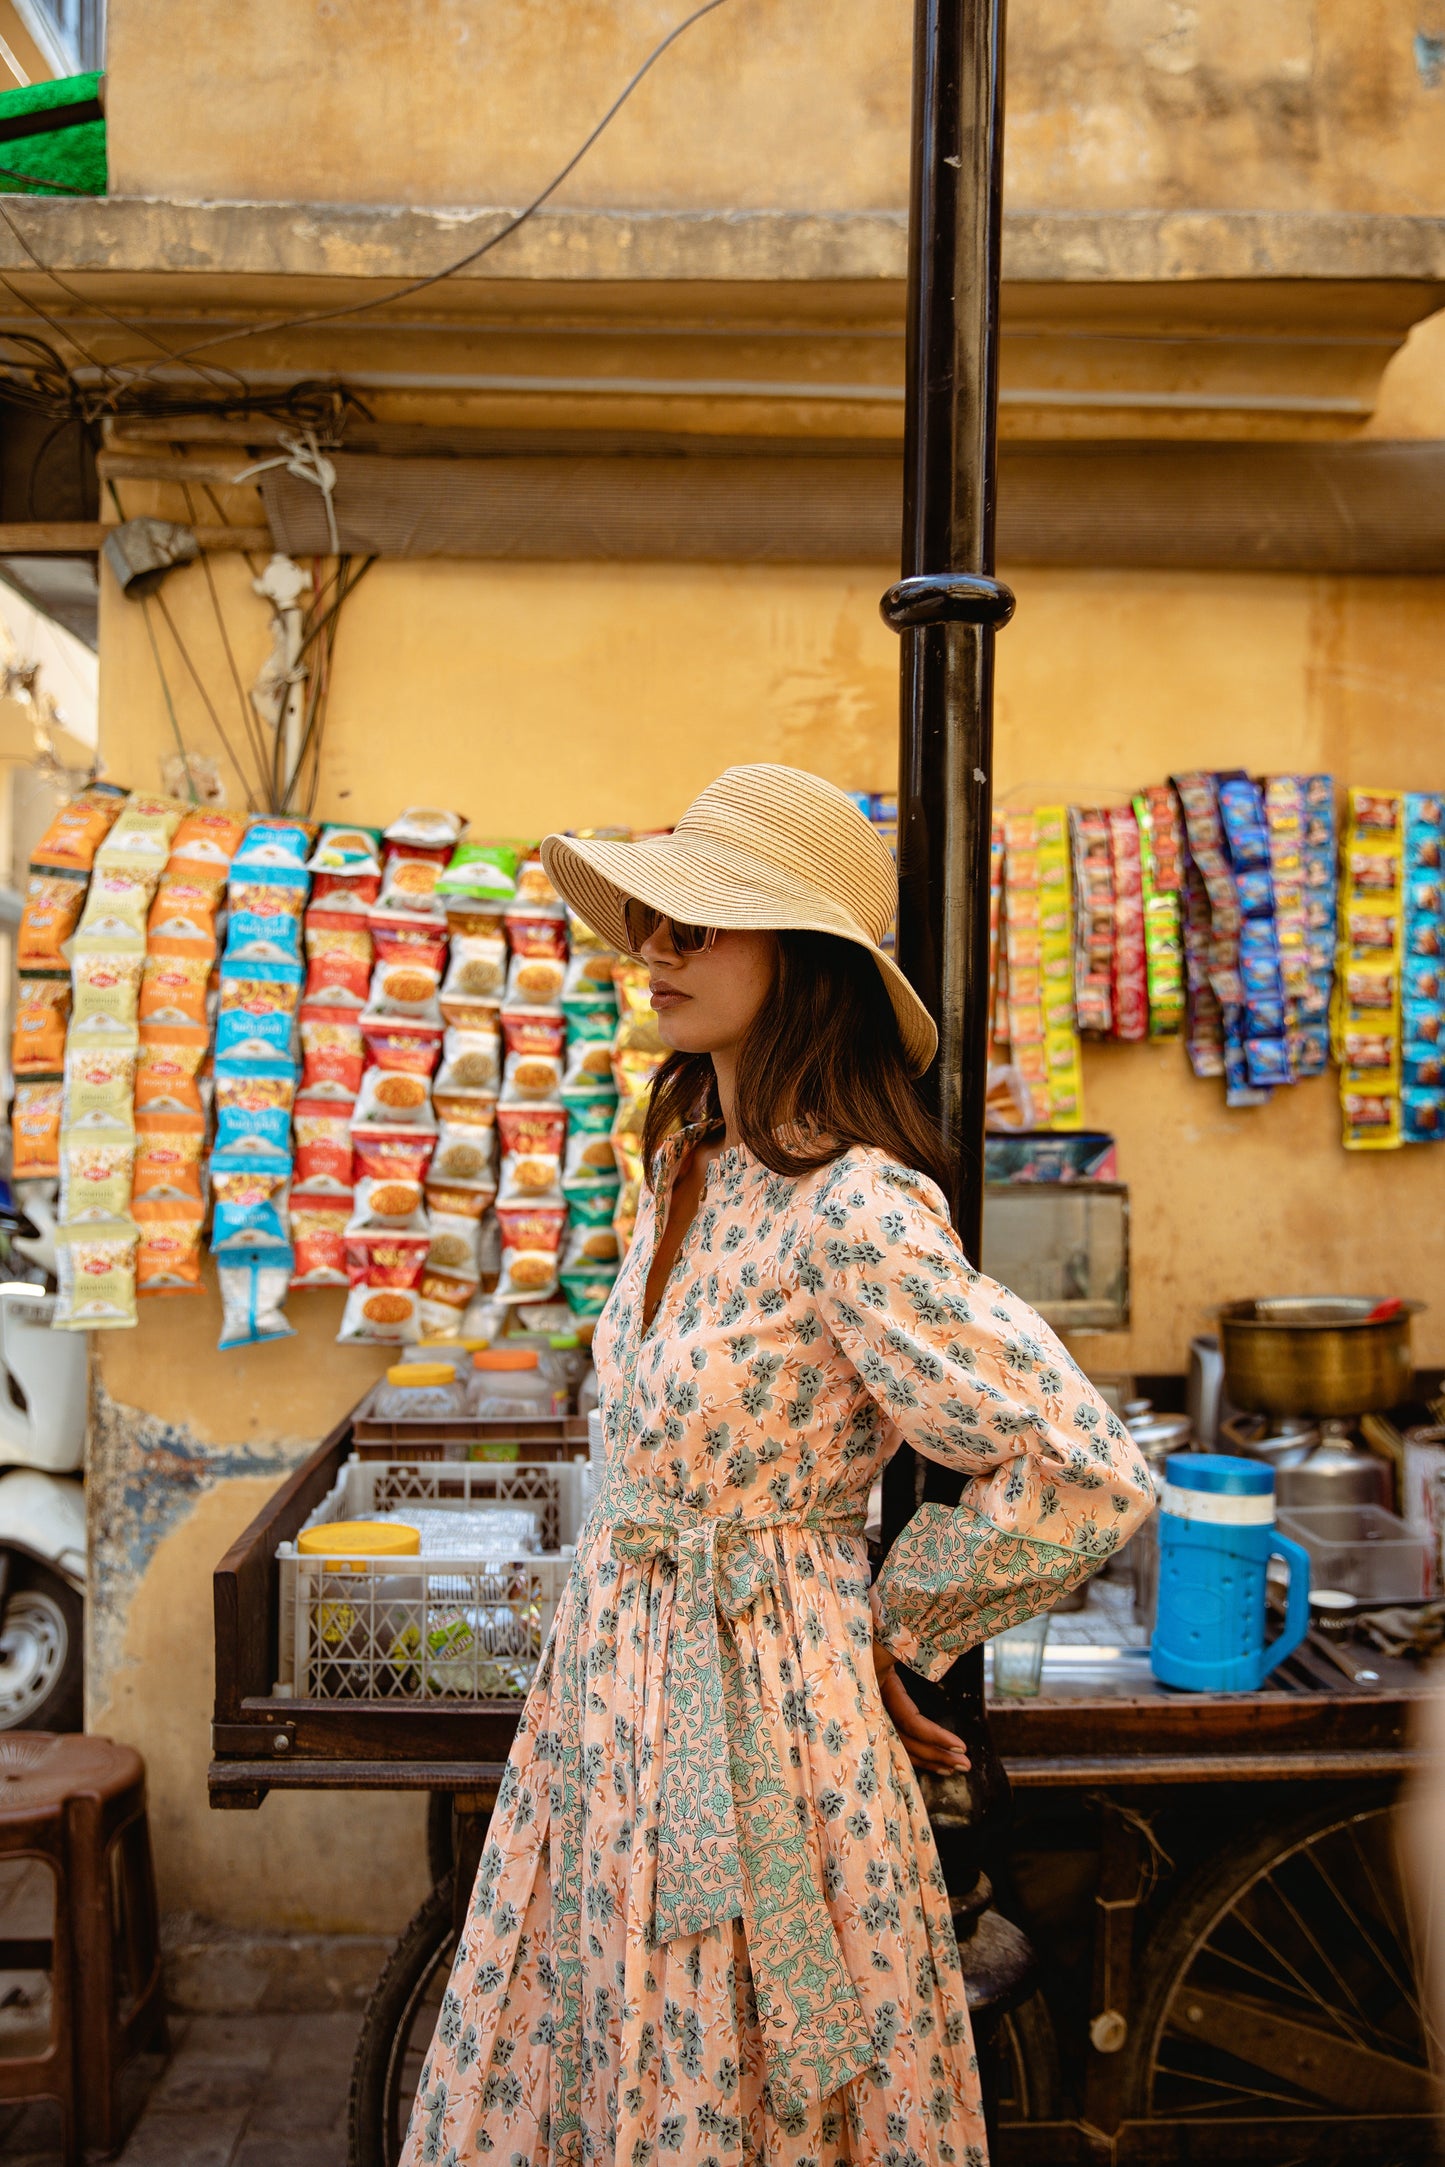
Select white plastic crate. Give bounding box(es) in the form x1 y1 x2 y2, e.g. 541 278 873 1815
274 1459 592 1704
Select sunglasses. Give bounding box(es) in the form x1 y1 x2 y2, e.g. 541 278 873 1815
622 900 718 956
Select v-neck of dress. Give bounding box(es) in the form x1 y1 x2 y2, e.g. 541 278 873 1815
638 1130 741 1341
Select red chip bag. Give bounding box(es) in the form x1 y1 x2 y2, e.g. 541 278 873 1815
299 1007 364 1100
343 1227 430 1289
350 1123 437 1186
368 908 448 974
504 910 569 960
311 868 381 912
293 1100 354 1192
358 1015 443 1075
290 1194 352 1287
499 1008 565 1059
495 1204 567 1255
303 909 373 1008
496 1103 567 1158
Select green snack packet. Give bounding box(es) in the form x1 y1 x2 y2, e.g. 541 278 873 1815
437 842 519 903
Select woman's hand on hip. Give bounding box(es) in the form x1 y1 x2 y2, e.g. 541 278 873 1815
872 1633 971 1776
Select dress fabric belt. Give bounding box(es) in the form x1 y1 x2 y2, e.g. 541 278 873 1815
606 1503 879 2117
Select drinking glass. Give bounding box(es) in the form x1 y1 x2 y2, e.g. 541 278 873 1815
989 1612 1051 1697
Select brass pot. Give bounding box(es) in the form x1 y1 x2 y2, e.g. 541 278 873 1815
1218 1297 1424 1419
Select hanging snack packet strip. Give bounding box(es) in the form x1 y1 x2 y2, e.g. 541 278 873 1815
1034 807 1085 1127
1175 771 1261 1107
210 817 313 1344
608 958 667 1247
1334 788 1404 1149
1107 805 1148 1043
1000 811 1048 1122
1295 775 1339 1080
1133 794 1184 1040
1067 807 1114 1037
1220 773 1293 1095
1402 792 1445 1142
1181 862 1224 1080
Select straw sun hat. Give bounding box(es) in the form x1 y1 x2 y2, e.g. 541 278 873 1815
540 763 939 1074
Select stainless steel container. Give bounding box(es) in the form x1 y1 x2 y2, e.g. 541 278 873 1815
1218 1296 1423 1419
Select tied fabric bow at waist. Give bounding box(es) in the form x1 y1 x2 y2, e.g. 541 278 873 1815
609 1507 878 2113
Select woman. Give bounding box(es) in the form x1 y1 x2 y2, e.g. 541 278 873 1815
404 764 1153 2167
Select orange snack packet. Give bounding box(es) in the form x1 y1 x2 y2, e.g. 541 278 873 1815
134 1024 209 1114
12 1077 63 1178
138 945 213 1026
11 976 71 1076
134 1197 205 1295
167 808 246 872
30 783 127 872
17 869 87 968
132 1111 206 1203
148 874 221 947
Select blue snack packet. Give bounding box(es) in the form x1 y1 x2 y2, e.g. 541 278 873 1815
1245 1034 1293 1089
216 1008 295 1063
225 910 303 962
1402 1087 1445 1142
232 818 314 873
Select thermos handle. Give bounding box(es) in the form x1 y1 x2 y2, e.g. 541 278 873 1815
1262 1530 1313 1675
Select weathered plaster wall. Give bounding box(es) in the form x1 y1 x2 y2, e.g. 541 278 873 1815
104 0 1445 217
92 541 1445 1924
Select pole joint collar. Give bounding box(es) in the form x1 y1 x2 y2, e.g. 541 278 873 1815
879 572 1016 631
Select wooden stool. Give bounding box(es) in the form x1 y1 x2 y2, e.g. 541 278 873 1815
0 1732 168 2162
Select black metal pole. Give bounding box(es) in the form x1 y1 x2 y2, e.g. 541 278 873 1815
879 0 1030 2109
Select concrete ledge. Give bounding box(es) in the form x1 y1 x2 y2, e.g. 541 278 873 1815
1 198 1444 287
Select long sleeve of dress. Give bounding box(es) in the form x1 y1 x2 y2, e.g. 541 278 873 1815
804 1149 1156 1682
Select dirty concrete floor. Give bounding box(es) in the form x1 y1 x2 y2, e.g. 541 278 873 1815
0 2010 360 2165
1 1859 360 2164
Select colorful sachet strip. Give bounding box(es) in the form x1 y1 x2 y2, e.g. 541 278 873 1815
11 797 669 1344
986 772 1439 1149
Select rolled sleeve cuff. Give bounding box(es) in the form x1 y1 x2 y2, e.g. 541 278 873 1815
870 1500 1112 1683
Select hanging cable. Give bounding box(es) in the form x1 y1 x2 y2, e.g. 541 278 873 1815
152 585 261 810
0 0 735 413
138 595 198 804
180 477 273 791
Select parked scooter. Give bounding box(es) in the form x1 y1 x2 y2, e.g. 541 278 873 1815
0 1275 87 1731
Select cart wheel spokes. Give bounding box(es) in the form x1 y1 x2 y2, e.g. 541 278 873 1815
1131 1801 1439 2133
991 1988 1063 2124
349 1875 458 2167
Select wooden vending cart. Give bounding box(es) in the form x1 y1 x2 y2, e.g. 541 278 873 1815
211 1409 1440 2167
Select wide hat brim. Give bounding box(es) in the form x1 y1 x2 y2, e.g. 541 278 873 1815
539 828 939 1075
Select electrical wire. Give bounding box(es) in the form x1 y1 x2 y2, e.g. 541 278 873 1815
138 594 199 803
0 196 254 402
180 477 273 790
152 583 260 810
0 0 734 420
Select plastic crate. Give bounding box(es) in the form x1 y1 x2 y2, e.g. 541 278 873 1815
1277 1504 1434 1606
275 1459 592 1703
348 1382 590 1459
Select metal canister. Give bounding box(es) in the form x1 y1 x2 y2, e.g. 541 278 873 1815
1218 1297 1423 1419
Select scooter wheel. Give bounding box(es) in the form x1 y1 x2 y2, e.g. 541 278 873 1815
0 1550 83 1732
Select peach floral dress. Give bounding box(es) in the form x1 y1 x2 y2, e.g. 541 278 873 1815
403 1138 1153 2167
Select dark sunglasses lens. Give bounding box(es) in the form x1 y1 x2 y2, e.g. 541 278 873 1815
624 902 712 953
624 900 659 951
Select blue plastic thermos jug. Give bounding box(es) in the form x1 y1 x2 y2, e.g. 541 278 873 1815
1150 1454 1311 1691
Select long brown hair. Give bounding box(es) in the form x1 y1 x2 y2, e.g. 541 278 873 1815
642 930 955 1195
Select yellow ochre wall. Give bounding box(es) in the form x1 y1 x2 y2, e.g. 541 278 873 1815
93 551 1445 1932
104 0 1445 216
